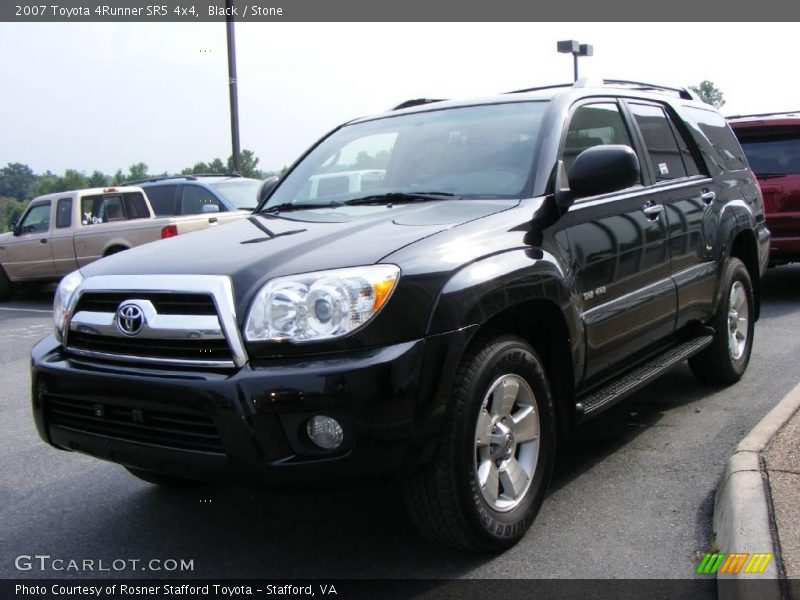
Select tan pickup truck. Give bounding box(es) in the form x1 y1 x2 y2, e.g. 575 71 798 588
0 185 247 299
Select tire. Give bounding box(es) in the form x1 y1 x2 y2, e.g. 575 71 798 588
689 257 755 385
402 334 557 552
124 466 200 487
0 266 13 301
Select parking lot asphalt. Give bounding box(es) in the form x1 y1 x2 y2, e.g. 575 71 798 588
1 266 799 587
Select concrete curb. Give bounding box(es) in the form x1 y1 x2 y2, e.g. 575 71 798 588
713 381 800 600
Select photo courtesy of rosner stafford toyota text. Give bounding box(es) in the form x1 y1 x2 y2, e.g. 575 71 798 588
1 1 799 599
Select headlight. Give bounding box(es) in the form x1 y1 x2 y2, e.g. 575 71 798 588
53 270 83 341
244 265 400 343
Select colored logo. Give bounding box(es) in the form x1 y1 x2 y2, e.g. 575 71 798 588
696 552 773 575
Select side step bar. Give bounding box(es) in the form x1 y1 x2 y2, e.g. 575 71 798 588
577 334 714 420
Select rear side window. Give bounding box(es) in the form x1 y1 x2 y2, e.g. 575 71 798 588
738 134 800 177
56 198 72 228
629 103 688 181
685 107 748 171
562 102 637 174
180 185 223 215
144 184 178 216
123 192 149 219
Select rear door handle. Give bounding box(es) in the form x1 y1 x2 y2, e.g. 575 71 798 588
700 191 716 205
642 203 665 219
39 238 48 244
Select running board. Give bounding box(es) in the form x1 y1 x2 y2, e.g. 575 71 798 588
577 334 714 420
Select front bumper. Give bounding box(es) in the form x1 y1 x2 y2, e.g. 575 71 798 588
31 329 472 485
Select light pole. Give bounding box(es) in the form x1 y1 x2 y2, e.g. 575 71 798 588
225 0 242 175
557 40 593 82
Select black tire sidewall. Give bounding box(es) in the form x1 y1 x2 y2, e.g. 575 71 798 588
454 338 556 549
721 260 755 377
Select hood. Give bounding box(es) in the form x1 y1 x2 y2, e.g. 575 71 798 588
80 199 518 308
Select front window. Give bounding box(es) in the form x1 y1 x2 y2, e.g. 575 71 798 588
267 102 548 208
18 202 51 234
210 179 263 211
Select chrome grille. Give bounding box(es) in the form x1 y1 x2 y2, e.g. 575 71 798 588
64 280 246 368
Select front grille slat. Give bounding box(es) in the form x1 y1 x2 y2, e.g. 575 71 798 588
68 332 231 361
75 292 217 315
47 396 224 454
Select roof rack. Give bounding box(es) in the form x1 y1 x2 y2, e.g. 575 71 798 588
575 78 700 101
124 173 241 186
506 78 700 101
505 82 575 94
391 98 446 111
726 110 800 120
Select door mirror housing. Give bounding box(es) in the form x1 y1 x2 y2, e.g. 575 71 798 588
568 145 640 198
259 176 280 204
201 204 220 214
11 219 20 236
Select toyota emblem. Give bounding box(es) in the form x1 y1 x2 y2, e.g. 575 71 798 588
115 302 145 336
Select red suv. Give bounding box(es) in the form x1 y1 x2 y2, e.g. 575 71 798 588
730 112 800 265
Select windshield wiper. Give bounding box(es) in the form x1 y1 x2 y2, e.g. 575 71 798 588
344 192 457 206
260 201 344 213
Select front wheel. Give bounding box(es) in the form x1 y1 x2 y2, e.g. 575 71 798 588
402 335 557 551
0 266 13 301
689 257 755 385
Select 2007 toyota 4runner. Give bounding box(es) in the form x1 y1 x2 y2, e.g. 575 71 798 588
31 79 770 551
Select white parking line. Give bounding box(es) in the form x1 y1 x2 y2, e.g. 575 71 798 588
0 307 52 314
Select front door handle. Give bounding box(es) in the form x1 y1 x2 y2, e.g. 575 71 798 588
642 203 665 219
39 238 48 244
209 217 218 224
700 191 716 205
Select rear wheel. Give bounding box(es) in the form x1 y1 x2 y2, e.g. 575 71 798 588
689 257 755 385
402 334 557 551
0 266 13 301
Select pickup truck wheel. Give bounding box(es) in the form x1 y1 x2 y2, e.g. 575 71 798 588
689 257 755 385
0 266 13 301
124 466 200 487
402 335 556 551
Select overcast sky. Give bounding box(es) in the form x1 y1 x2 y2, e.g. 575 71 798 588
1 22 797 176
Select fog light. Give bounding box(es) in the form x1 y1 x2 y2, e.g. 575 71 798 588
306 416 344 450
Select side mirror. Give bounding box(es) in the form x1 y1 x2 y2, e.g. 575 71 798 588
259 176 280 204
11 219 20 236
202 204 220 214
568 145 640 198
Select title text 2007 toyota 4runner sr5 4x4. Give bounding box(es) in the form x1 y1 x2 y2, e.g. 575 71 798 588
31 79 769 551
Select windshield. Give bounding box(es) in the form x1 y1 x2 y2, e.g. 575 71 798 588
740 134 800 177
211 179 264 210
265 102 547 210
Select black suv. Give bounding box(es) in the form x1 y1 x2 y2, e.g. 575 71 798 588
133 174 266 215
32 79 769 551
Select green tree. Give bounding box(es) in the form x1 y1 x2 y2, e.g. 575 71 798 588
111 169 126 185
182 162 210 175
59 169 88 192
34 171 60 196
228 149 260 178
0 163 37 201
3 199 27 231
690 80 725 108
127 163 149 181
209 158 226 174
87 170 109 187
